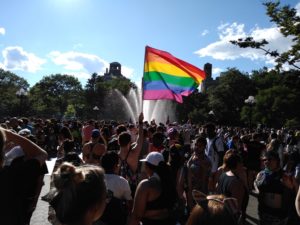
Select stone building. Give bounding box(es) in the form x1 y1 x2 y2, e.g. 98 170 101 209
103 62 125 80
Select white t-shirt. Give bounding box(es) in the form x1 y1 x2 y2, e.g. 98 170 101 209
104 174 132 200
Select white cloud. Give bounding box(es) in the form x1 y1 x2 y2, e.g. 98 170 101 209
49 51 109 74
0 27 5 35
194 22 294 67
212 67 223 76
121 66 134 78
201 29 209 36
49 51 135 79
2 46 46 72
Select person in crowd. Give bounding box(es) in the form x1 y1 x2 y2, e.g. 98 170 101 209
82 129 106 165
70 121 83 152
128 152 177 225
244 132 266 190
7 117 22 132
267 132 284 167
227 135 240 150
99 151 132 225
107 124 127 151
0 128 48 225
216 150 249 224
254 151 294 225
149 132 165 153
82 120 95 144
203 123 225 193
164 127 184 185
129 123 138 143
21 117 33 133
50 162 107 225
53 139 83 172
186 190 240 225
140 128 150 158
100 126 111 147
215 149 248 191
45 139 83 225
57 126 73 158
119 112 144 195
187 136 212 210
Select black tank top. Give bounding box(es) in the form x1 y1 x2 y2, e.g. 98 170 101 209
146 193 169 210
217 172 249 212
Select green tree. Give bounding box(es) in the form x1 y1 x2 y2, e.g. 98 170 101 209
207 68 255 125
64 104 76 118
178 91 209 124
253 85 297 128
0 69 30 117
30 74 83 118
251 68 281 90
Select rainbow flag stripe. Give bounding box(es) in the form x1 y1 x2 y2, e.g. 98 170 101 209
143 46 206 103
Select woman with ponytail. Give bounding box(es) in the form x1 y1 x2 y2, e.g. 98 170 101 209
50 162 107 225
129 152 177 225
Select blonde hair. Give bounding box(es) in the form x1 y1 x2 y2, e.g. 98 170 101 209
51 162 106 224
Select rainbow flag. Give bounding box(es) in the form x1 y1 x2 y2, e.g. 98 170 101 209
143 46 206 103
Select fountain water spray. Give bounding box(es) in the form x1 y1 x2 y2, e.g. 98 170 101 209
122 88 177 124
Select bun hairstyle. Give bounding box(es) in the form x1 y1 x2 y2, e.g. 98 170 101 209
186 190 240 225
50 162 106 224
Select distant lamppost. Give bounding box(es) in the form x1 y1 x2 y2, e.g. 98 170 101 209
245 96 256 129
93 106 99 120
16 88 28 116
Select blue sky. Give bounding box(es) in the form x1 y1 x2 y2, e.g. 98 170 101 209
0 0 299 87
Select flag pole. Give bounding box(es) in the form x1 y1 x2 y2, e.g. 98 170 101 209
141 46 147 114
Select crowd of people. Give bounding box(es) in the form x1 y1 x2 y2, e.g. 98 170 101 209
1 115 300 225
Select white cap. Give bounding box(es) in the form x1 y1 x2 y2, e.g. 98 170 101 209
140 152 164 166
18 128 31 136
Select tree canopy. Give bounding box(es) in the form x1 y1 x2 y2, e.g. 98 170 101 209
230 1 300 70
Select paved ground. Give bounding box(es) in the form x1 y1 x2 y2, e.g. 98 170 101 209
30 159 260 225
31 175 51 225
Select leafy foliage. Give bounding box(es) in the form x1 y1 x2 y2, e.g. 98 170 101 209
230 1 300 70
30 74 84 117
207 68 255 125
0 69 29 117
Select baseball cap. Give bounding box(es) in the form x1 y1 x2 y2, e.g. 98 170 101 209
91 129 100 138
140 152 164 166
18 128 31 136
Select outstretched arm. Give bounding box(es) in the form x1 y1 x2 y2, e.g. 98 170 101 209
2 128 48 166
130 112 144 172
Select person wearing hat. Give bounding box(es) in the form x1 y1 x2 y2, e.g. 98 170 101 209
254 151 294 225
129 152 177 225
82 129 106 165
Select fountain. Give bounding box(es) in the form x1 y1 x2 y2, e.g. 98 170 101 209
122 88 177 124
101 88 177 124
